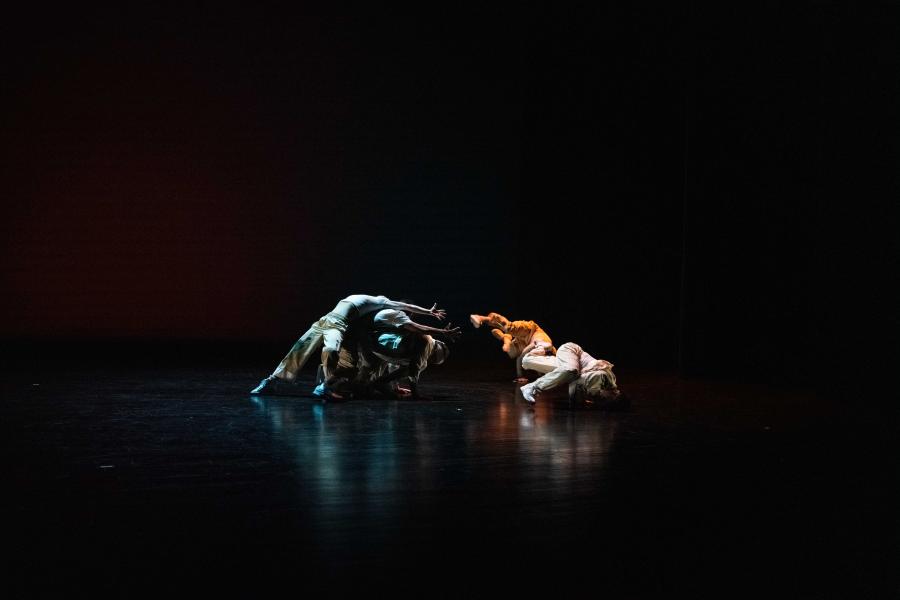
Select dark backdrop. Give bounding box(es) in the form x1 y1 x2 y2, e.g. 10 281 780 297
2 6 896 385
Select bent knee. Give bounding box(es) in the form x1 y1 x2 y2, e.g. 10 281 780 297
521 355 539 369
322 342 342 355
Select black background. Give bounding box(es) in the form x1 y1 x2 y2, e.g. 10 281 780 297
2 5 897 387
2 6 899 597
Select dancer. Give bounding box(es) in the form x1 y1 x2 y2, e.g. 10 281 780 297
251 294 448 395
518 342 619 405
322 308 457 399
470 312 554 381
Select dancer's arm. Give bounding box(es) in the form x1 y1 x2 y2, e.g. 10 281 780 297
400 320 460 340
515 353 526 380
523 340 553 356
385 300 447 321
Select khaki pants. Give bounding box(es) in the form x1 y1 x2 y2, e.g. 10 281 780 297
529 343 585 393
270 312 350 380
521 352 557 374
528 343 617 395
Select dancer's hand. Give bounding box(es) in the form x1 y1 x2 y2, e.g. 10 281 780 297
429 304 447 320
528 343 551 356
442 324 461 341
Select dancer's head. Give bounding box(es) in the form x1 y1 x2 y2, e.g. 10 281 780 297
570 367 625 408
578 370 616 397
429 340 449 365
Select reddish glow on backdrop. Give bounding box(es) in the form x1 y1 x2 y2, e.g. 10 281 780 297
1 56 322 340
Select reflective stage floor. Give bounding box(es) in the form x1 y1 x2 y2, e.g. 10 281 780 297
2 365 895 596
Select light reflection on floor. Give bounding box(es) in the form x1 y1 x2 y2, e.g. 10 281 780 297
250 384 620 549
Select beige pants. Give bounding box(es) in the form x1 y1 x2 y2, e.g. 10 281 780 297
528 343 617 395
270 312 350 380
521 352 557 374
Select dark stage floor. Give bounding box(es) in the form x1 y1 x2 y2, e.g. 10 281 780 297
2 364 895 596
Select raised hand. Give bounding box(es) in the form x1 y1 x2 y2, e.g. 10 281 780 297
442 323 462 342
429 303 447 321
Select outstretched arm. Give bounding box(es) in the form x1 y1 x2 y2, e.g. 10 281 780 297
401 321 461 341
385 300 447 321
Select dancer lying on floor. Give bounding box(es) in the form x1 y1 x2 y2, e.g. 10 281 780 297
470 312 554 382
518 342 621 406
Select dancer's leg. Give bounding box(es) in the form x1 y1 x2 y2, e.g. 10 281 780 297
270 321 327 380
320 327 345 383
520 343 581 403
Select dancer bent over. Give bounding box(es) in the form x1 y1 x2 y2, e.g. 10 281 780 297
251 294 446 396
325 309 456 399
